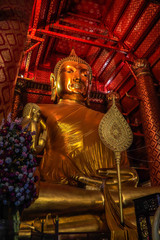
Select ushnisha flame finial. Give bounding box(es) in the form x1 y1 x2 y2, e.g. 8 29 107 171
69 48 77 57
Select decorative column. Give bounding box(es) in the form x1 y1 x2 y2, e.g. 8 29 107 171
0 0 34 123
132 59 160 186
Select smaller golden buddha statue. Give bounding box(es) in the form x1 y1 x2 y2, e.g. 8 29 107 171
21 50 160 239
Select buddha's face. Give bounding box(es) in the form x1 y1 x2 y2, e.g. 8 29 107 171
56 61 90 101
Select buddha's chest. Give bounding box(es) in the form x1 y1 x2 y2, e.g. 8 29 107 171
47 110 101 154
40 103 103 155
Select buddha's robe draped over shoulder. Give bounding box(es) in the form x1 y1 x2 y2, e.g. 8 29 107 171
38 99 129 183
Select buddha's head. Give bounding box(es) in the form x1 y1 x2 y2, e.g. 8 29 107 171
50 49 92 103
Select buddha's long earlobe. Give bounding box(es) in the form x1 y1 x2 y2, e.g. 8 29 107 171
85 82 91 107
50 73 58 102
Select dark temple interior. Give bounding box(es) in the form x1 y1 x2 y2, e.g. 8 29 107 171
0 0 160 239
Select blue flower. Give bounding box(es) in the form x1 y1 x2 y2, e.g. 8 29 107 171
15 200 20 206
3 200 8 205
16 192 21 198
29 154 33 160
6 134 10 138
22 146 27 152
18 174 23 180
5 157 12 164
20 137 25 143
20 196 25 201
26 189 30 194
24 183 29 189
15 148 19 153
22 152 27 158
31 177 34 181
26 194 30 200
8 186 14 191
15 144 20 147
15 187 19 193
7 113 12 122
20 187 24 193
9 137 14 142
9 122 15 130
28 173 33 178
0 150 3 154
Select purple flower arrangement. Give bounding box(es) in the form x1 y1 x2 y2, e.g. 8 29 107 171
0 115 38 211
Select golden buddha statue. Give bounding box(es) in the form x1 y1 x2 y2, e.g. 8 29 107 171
21 50 160 239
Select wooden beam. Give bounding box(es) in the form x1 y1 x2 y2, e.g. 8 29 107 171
49 22 118 42
36 29 129 53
